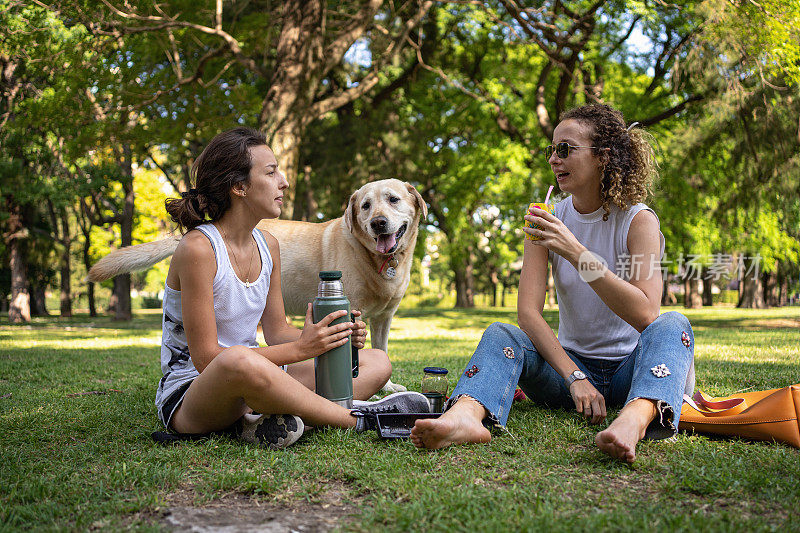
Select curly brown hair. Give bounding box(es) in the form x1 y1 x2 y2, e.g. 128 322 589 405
560 104 657 221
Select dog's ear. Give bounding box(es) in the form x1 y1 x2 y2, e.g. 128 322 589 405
344 191 359 234
405 182 428 220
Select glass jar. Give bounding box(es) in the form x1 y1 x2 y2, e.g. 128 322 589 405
421 367 449 396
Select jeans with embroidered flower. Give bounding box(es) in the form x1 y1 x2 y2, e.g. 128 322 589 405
447 311 695 439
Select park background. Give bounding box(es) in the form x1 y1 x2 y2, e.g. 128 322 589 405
2 1 800 531
2 0 799 319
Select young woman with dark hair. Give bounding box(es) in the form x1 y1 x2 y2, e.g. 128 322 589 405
411 105 695 462
158 127 428 448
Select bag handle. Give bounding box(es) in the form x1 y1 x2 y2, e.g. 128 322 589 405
683 390 748 417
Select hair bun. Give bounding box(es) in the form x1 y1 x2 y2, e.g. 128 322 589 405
180 188 199 199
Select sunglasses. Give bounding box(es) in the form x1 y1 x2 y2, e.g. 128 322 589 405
544 142 598 159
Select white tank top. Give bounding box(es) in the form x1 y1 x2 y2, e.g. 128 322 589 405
155 223 273 426
548 197 665 360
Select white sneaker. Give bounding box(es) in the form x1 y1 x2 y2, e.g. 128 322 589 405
352 391 431 415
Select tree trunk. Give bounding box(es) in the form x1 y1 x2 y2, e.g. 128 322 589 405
258 1 324 218
82 233 97 317
7 202 30 323
77 207 97 317
59 208 72 317
110 275 131 320
112 146 135 321
9 238 31 323
268 123 302 218
737 256 765 308
501 283 507 307
684 277 702 309
87 281 97 317
738 276 765 308
490 269 499 307
453 255 475 308
30 284 48 316
778 271 789 307
702 268 714 306
761 271 779 308
661 276 677 306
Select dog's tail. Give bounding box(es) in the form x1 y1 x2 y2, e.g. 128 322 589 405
86 237 181 282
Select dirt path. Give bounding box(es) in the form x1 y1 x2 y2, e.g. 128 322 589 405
161 484 356 532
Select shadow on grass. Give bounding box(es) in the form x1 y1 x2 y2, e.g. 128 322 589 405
395 307 518 319
394 307 560 330
0 311 163 331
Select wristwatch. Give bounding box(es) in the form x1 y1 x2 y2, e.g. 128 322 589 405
565 370 587 388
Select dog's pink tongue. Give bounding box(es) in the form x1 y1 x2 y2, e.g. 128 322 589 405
376 233 397 254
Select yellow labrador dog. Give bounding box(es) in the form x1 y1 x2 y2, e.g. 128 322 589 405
88 179 427 393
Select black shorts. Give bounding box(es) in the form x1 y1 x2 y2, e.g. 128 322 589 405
160 381 192 430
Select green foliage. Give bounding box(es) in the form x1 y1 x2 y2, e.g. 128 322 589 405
716 289 739 305
132 168 170 242
654 0 800 282
140 295 163 308
702 0 800 84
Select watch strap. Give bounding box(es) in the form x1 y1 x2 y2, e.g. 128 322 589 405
565 371 586 388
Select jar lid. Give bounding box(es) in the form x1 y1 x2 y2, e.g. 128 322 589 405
319 270 342 280
423 366 448 375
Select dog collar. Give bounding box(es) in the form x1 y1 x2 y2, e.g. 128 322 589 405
378 255 399 279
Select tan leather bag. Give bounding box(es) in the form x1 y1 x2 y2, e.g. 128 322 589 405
679 385 800 448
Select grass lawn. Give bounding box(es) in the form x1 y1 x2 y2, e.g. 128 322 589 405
2 305 799 531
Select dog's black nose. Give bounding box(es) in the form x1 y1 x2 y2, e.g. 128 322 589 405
370 217 388 233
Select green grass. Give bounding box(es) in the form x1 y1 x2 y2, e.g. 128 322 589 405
2 306 800 531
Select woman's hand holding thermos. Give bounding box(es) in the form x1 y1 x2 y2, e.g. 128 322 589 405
297 303 352 358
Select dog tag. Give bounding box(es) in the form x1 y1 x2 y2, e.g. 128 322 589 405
385 266 396 279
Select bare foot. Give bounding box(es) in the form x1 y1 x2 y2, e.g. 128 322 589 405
596 419 641 463
410 397 491 450
595 398 657 463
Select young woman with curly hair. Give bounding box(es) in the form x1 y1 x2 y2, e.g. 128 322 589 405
412 104 695 462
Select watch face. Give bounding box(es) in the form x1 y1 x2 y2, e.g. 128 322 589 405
574 370 586 380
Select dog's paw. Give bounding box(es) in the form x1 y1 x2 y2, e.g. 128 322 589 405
381 380 407 393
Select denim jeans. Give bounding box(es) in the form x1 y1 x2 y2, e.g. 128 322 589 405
448 311 695 440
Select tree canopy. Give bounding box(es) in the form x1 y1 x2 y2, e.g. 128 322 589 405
2 0 798 321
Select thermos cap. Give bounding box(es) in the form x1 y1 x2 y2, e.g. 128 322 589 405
423 366 448 375
319 270 343 281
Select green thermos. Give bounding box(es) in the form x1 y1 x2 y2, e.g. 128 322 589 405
313 271 354 408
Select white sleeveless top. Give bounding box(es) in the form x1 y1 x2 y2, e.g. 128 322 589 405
548 197 665 360
155 223 273 427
